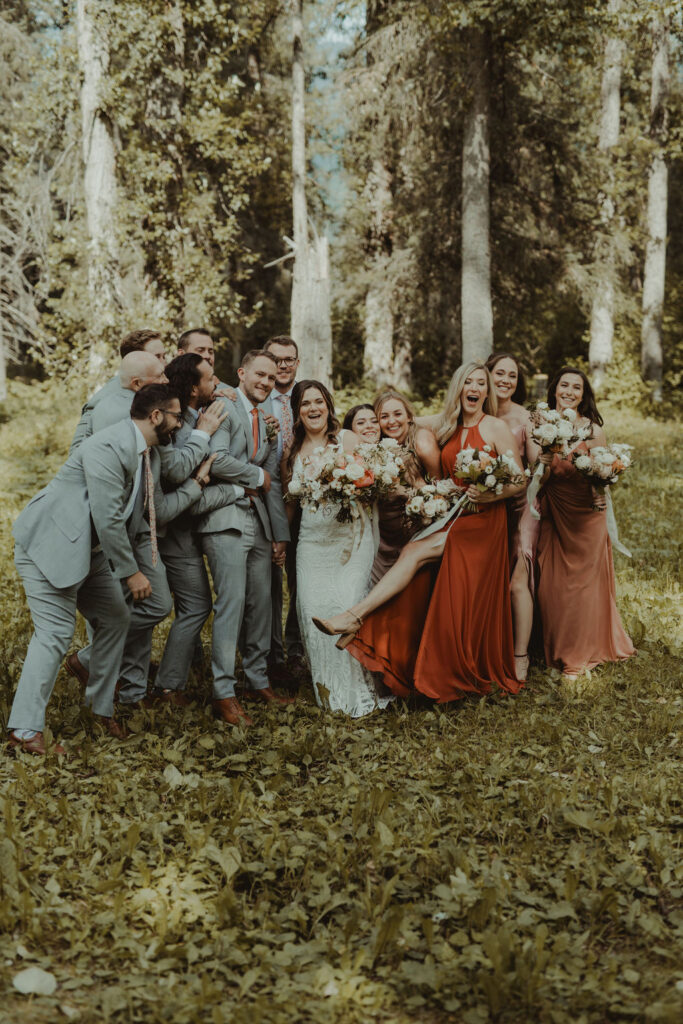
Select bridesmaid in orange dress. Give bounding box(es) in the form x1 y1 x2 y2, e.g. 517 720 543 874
346 391 441 696
313 362 526 701
535 366 635 678
485 353 540 682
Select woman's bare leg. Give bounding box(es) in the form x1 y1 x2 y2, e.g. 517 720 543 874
314 531 448 634
510 556 533 679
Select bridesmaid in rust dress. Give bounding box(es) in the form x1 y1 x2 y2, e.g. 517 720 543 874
485 353 540 681
535 367 635 679
342 391 441 695
313 362 526 701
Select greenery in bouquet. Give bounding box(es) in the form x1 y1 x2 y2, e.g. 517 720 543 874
287 438 403 523
571 443 633 510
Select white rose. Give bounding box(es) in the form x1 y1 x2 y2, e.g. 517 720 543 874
484 474 497 489
495 483 504 494
380 471 394 485
436 480 455 495
562 408 577 422
423 499 440 517
344 462 364 481
574 455 591 470
406 496 424 515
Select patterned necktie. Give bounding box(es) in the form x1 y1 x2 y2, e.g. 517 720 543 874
143 448 158 567
251 408 259 458
280 393 294 451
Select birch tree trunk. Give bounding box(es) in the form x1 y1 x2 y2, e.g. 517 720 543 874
641 9 669 403
0 322 7 403
588 0 623 389
76 0 121 380
461 26 493 365
289 0 332 386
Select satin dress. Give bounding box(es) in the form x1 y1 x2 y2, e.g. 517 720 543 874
536 450 635 674
349 421 521 701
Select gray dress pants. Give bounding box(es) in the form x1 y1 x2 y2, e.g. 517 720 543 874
9 543 131 731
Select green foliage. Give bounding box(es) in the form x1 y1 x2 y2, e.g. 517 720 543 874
0 382 681 1022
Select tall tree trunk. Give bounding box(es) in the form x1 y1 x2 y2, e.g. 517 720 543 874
641 9 669 403
0 321 7 403
289 0 332 386
588 0 623 390
363 158 395 384
76 0 121 380
461 26 493 364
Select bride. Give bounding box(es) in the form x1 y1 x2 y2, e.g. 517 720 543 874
281 380 393 717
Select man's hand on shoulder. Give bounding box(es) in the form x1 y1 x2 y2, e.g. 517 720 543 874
197 400 229 436
214 385 237 402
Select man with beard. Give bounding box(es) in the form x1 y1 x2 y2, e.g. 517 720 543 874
65 364 227 706
146 353 239 704
8 385 212 755
195 350 292 726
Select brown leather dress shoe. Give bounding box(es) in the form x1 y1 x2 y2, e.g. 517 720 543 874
65 652 89 687
239 686 296 706
143 688 192 708
8 731 65 756
212 697 253 727
96 716 129 739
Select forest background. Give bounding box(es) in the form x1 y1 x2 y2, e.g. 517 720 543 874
0 2 682 1022
1 0 682 402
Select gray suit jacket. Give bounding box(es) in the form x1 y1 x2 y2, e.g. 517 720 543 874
70 376 124 453
194 395 289 543
159 411 239 559
14 419 202 588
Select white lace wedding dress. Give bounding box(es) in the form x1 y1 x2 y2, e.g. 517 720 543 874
294 444 394 718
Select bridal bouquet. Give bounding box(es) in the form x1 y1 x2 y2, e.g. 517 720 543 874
571 444 633 509
527 402 593 518
405 479 462 525
287 438 403 522
453 446 528 513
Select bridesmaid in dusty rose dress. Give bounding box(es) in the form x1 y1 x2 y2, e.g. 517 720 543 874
536 366 635 679
486 353 540 682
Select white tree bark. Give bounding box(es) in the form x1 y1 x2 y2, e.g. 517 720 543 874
588 0 623 388
461 27 493 364
0 322 7 403
77 0 121 379
641 10 669 402
289 0 332 386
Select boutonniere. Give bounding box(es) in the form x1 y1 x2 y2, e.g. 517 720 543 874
265 418 280 443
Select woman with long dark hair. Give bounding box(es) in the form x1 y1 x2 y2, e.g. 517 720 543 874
343 404 381 443
535 366 635 678
485 353 539 681
281 381 393 717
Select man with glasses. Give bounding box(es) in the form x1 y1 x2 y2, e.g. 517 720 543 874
8 385 213 754
262 335 306 686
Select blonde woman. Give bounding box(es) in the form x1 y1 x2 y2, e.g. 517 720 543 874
313 363 525 701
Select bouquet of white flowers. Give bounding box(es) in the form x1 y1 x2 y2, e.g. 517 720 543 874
453 446 528 513
571 443 632 509
287 437 403 522
527 402 593 518
405 478 461 525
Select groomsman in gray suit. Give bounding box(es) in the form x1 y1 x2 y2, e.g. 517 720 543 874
89 351 168 433
70 329 167 453
8 384 206 755
146 353 240 703
195 350 293 727
66 372 227 705
262 335 305 685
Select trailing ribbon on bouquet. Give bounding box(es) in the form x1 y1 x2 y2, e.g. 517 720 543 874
605 490 632 558
526 463 544 521
412 492 470 542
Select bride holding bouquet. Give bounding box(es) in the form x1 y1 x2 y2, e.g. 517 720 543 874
282 380 395 717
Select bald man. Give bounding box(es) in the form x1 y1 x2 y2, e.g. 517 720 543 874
90 353 168 433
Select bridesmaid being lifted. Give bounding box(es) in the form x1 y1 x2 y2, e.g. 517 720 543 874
314 362 526 701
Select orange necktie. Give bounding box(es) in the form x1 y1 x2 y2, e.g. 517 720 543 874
251 408 259 458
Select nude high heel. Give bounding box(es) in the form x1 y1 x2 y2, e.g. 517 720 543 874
312 612 363 649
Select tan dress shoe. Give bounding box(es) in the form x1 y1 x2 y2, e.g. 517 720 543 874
212 697 253 727
239 686 295 706
7 732 65 756
143 689 192 708
64 652 89 687
95 716 129 739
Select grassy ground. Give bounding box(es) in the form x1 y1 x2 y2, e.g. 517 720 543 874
0 382 681 1023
